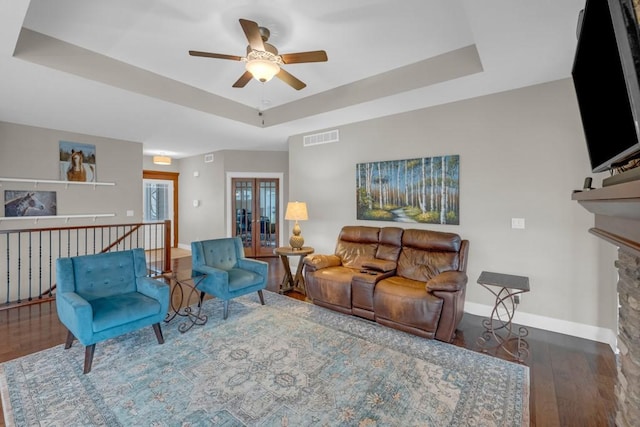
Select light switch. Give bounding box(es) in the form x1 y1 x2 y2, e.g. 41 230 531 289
511 218 525 229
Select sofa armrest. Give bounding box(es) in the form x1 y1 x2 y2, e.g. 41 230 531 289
136 276 170 313
303 254 342 271
237 258 269 278
362 259 396 273
426 271 468 292
192 264 229 282
56 291 93 343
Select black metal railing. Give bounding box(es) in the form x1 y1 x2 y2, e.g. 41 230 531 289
0 220 171 309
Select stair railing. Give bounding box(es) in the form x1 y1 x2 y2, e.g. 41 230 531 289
0 220 171 310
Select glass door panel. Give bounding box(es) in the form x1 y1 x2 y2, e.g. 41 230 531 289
233 178 278 257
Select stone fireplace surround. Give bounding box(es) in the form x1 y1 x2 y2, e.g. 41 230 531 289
573 179 640 426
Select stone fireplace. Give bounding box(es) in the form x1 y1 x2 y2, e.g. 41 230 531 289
573 179 640 427
616 249 640 426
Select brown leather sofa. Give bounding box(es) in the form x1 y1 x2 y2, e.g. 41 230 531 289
303 226 469 342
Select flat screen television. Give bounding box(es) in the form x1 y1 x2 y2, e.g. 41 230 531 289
572 0 640 174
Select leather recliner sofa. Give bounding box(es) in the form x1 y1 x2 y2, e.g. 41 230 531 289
303 226 469 342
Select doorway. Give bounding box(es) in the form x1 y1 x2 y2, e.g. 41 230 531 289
143 170 179 248
231 177 279 257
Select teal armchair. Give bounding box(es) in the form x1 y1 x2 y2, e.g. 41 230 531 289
191 237 268 319
56 248 170 373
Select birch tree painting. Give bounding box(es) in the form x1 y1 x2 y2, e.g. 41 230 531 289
356 155 460 224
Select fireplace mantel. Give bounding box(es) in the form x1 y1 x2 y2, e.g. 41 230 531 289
572 179 640 256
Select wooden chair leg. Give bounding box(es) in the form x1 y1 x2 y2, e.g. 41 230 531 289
64 330 75 349
258 290 265 305
152 323 165 344
83 344 96 374
198 291 205 307
223 300 229 319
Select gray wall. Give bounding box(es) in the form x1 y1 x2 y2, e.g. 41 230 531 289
1 121 143 228
1 78 619 345
171 150 288 247
287 78 619 344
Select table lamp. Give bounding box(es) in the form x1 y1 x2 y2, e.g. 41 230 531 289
285 201 308 249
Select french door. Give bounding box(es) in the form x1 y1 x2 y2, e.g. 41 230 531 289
232 178 279 257
142 170 179 248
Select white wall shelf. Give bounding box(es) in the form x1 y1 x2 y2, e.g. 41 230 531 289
0 213 116 224
0 177 115 188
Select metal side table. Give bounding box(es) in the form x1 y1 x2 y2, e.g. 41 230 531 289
476 271 530 362
163 271 208 333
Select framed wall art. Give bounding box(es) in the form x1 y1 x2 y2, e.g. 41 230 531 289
4 190 57 217
59 141 96 182
356 155 460 225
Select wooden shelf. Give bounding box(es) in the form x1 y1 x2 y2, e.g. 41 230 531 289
572 178 640 255
0 213 116 223
0 177 115 187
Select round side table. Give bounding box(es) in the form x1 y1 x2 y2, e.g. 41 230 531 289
274 246 314 295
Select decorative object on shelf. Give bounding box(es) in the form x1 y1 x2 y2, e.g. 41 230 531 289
285 201 308 249
153 155 172 165
4 190 56 217
59 141 96 182
356 155 460 224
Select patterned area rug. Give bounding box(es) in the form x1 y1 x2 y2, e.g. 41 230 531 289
0 292 529 426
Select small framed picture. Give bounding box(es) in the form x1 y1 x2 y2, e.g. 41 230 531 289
59 141 96 182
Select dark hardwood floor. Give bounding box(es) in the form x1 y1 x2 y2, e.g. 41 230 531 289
0 256 617 426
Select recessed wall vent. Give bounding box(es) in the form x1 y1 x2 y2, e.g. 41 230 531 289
204 153 214 163
303 129 339 147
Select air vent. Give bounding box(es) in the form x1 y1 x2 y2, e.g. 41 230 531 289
204 153 214 163
303 129 339 147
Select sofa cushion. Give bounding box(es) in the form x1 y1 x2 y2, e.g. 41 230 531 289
90 292 162 332
72 251 138 300
335 226 380 269
374 276 443 334
376 227 403 261
307 266 357 309
397 229 462 281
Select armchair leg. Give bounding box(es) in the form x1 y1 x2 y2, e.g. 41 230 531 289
198 291 205 307
83 344 96 374
152 323 165 344
258 290 265 305
64 330 75 349
223 301 229 320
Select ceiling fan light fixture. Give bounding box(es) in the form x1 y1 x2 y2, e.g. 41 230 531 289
244 50 282 82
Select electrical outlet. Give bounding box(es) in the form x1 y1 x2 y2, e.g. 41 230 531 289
514 294 521 305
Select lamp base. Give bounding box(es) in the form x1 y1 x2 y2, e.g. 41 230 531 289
289 235 304 249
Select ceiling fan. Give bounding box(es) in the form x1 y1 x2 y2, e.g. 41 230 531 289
189 18 328 90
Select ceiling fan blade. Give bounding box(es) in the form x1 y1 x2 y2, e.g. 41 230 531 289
232 71 253 88
239 19 265 51
280 50 328 64
276 68 306 90
189 50 242 61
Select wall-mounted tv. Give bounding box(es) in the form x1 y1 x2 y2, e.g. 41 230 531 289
572 0 640 174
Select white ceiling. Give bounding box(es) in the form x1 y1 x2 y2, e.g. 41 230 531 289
0 0 585 159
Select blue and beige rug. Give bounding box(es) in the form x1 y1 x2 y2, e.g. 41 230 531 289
1 292 529 426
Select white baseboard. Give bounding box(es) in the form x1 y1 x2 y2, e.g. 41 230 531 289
177 243 191 251
464 302 618 353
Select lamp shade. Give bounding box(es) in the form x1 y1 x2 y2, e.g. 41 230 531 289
285 202 308 221
153 155 171 165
